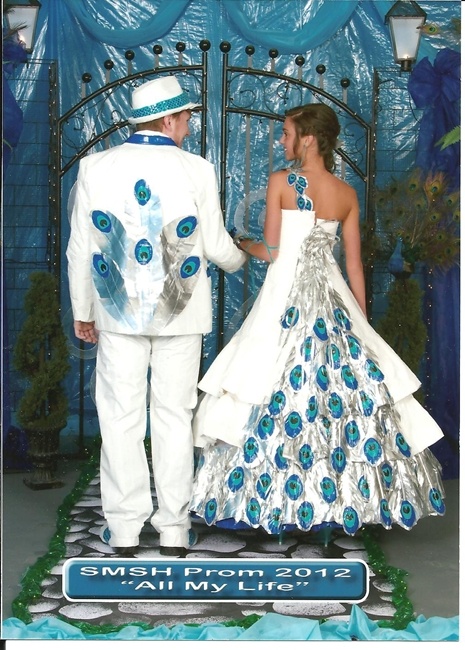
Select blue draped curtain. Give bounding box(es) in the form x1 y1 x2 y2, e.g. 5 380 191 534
4 0 460 476
408 48 460 479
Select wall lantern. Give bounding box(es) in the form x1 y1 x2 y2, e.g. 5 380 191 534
385 1 426 72
4 0 42 54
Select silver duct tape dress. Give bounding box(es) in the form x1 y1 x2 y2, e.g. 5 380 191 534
190 174 445 536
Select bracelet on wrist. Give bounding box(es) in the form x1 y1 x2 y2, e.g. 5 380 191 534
233 234 248 248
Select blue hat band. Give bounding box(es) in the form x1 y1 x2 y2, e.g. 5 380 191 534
131 91 190 119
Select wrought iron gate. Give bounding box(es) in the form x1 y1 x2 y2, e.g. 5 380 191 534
49 41 373 443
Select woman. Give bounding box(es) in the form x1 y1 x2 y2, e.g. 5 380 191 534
190 103 445 538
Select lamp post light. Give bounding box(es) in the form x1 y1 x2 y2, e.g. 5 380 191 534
385 0 427 72
4 0 42 54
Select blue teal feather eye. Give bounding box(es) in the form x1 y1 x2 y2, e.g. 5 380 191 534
345 420 360 447
268 390 286 415
268 508 283 535
244 437 259 463
358 476 370 499
334 307 351 330
343 507 360 535
331 446 347 473
204 498 217 525
180 256 200 278
285 474 303 501
320 416 331 438
176 215 197 238
380 499 392 527
92 253 110 278
135 239 153 265
299 444 314 470
328 392 344 419
316 365 329 390
363 438 382 464
341 365 358 389
429 488 445 514
134 179 151 205
246 498 261 525
281 306 299 329
256 473 272 499
365 359 384 382
326 343 341 369
290 365 306 390
313 318 328 341
301 336 313 361
296 175 308 191
284 411 303 438
347 335 361 359
275 444 289 470
320 477 337 503
359 391 374 416
287 172 297 185
257 415 275 439
92 210 112 233
297 501 314 529
227 467 244 492
395 432 411 457
297 195 308 210
306 396 318 422
400 500 416 528
381 463 393 489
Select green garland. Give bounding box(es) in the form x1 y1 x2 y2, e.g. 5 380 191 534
361 527 415 630
10 438 414 635
11 439 101 623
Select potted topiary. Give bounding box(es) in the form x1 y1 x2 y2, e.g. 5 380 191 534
13 271 71 489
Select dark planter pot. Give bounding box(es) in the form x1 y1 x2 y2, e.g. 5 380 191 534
23 426 65 490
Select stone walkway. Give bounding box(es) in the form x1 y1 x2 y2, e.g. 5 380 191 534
25 474 398 630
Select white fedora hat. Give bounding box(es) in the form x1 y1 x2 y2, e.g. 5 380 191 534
128 76 201 124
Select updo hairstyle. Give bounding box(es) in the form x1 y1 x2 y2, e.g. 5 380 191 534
285 103 340 172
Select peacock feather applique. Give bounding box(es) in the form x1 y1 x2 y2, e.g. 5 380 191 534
91 209 138 329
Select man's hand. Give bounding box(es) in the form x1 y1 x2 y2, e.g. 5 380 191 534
74 320 98 344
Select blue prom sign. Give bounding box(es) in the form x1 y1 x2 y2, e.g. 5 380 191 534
63 558 368 602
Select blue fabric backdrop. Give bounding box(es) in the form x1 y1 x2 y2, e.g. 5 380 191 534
3 1 460 475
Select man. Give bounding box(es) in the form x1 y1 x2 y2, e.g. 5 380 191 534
67 76 245 557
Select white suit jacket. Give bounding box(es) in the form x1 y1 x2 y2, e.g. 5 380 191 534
67 131 246 336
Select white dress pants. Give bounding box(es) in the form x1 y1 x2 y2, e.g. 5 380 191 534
95 331 202 548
